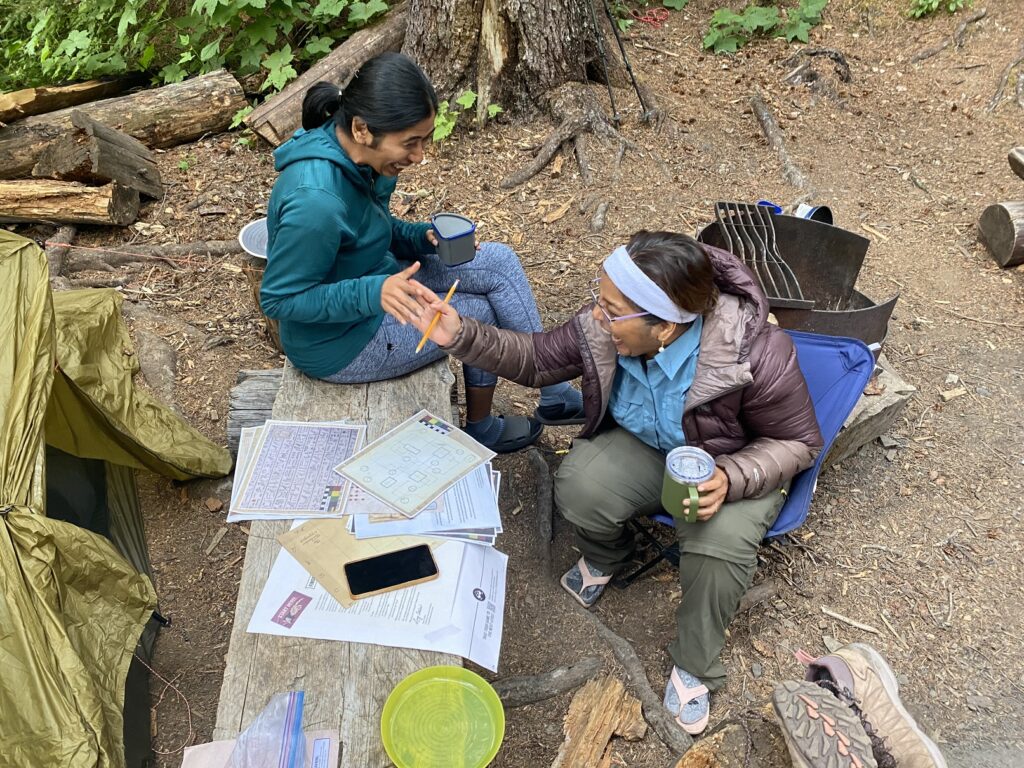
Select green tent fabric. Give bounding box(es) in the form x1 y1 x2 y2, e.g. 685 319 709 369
48 288 233 480
0 230 232 767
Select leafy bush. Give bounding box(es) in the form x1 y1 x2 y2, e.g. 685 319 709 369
908 0 968 18
703 0 828 54
0 0 390 93
432 90 503 143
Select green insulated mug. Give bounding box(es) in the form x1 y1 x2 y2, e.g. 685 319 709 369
661 446 716 523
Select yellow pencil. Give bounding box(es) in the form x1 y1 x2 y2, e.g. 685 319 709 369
415 279 459 353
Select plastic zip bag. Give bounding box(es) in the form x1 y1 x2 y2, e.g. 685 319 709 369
227 690 306 768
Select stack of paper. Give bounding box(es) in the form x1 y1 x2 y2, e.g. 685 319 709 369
348 463 502 546
240 410 509 670
227 421 365 522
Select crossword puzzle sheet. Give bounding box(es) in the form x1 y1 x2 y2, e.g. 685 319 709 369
336 410 496 517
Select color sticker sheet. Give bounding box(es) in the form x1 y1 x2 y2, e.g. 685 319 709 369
335 410 495 518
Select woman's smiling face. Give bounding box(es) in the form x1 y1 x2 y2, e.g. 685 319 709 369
349 114 435 177
591 273 663 358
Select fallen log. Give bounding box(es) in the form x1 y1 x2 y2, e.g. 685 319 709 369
0 74 147 124
246 5 408 145
0 70 246 178
0 180 138 225
553 676 647 768
978 201 1024 267
33 111 163 198
1009 147 1024 182
62 238 241 272
494 657 602 708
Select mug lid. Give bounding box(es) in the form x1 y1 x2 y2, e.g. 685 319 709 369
666 446 715 483
431 213 476 240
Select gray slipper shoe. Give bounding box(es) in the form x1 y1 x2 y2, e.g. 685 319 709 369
560 557 612 608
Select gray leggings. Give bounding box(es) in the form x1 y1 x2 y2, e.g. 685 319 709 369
323 242 543 388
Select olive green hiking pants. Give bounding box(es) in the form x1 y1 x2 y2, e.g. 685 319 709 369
554 427 787 692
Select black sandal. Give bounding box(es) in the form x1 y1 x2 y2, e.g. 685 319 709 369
534 401 587 426
480 415 543 453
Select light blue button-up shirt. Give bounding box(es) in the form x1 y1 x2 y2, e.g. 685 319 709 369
608 317 703 452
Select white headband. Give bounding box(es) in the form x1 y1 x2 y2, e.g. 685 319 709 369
602 246 698 324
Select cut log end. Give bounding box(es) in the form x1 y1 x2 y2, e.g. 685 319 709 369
979 201 1024 268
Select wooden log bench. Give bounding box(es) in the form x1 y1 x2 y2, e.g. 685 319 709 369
214 358 461 765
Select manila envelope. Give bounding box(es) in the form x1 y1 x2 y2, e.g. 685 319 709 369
277 517 441 608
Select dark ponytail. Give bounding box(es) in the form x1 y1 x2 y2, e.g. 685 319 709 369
301 82 345 130
300 52 438 136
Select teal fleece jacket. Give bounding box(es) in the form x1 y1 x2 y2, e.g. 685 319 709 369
260 121 433 378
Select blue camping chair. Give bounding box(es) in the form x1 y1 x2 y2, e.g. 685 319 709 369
614 330 875 587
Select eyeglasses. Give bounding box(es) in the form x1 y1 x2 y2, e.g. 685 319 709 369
589 278 650 324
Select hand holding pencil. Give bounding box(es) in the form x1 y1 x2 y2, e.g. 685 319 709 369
412 279 463 351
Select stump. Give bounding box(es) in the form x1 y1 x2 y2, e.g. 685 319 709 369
1009 147 1024 182
241 253 283 352
978 202 1024 268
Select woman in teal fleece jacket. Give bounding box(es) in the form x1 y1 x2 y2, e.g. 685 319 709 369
260 53 582 452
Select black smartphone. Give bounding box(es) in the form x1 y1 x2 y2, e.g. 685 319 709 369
344 544 439 599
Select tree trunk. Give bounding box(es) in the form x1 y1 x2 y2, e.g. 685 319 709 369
404 0 615 117
0 70 245 179
32 111 163 199
0 180 139 225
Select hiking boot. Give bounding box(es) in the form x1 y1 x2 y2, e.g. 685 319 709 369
773 680 877 768
802 642 947 768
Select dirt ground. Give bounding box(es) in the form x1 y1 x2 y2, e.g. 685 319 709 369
26 0 1024 764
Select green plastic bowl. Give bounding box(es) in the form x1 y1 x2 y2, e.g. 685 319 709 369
381 665 505 768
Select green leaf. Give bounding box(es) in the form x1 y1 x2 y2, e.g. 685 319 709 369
432 101 457 142
60 29 92 54
780 18 811 42
799 0 829 20
117 7 137 38
239 42 268 72
200 38 221 62
246 15 278 45
740 6 779 33
455 90 477 110
261 44 298 91
486 103 503 119
312 0 347 17
709 8 743 26
140 43 156 68
304 35 333 57
663 0 688 9
348 1 373 23
160 62 187 83
230 104 254 128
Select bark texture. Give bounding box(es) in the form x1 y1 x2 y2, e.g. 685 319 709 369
404 0 605 114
